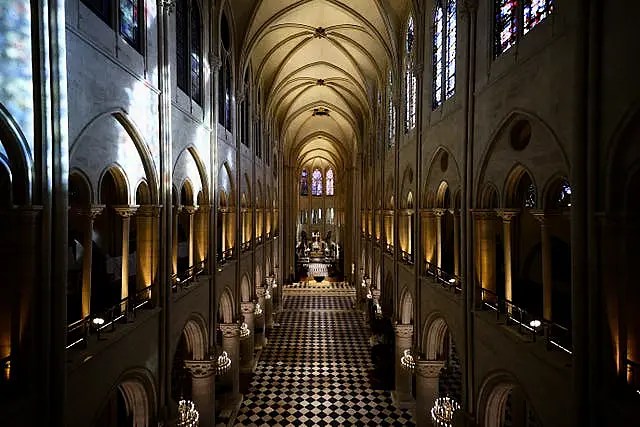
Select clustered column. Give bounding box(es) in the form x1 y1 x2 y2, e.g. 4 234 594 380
393 323 414 408
183 359 216 427
415 360 446 427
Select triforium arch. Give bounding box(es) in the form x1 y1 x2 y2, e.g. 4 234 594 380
217 287 235 324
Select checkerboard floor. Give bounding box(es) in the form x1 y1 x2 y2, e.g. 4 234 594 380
235 295 415 426
285 282 354 290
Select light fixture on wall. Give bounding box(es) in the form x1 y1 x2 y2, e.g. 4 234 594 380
240 322 250 338
216 350 231 376
431 397 460 427
177 399 199 427
255 303 263 316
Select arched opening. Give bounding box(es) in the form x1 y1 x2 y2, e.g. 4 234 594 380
95 373 155 427
478 376 541 427
170 318 208 407
177 180 194 274
437 182 455 275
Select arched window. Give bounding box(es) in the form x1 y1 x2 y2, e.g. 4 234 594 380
300 169 309 196
176 0 202 104
554 179 572 208
388 70 396 149
433 0 456 109
325 168 334 196
119 0 142 51
495 0 553 56
218 13 232 131
312 169 323 196
405 16 417 131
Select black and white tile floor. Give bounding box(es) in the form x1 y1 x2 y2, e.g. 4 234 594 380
235 295 415 426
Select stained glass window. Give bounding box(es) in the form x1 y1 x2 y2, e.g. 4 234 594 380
405 16 417 132
556 180 571 208
190 2 201 104
446 0 457 99
433 2 444 109
388 71 396 149
524 183 537 208
312 169 323 196
300 169 309 196
119 0 140 50
224 58 232 131
82 0 111 25
495 0 518 56
176 1 188 93
326 168 334 196
524 0 553 34
434 0 456 109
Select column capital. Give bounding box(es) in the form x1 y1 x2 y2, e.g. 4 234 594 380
529 209 561 225
256 286 266 298
113 205 139 218
394 323 414 338
209 52 222 70
136 204 162 218
471 209 497 220
432 208 447 217
219 323 240 338
415 360 446 378
72 204 105 219
496 209 520 222
182 205 197 215
241 301 256 314
184 359 216 379
449 208 460 217
157 0 176 14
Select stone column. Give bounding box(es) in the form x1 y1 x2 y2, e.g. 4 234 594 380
256 287 267 347
240 302 256 372
136 205 161 298
415 360 446 427
451 209 460 277
114 206 138 312
473 210 496 300
172 205 183 275
254 304 265 350
182 206 196 268
73 205 104 319
197 205 211 263
434 209 446 269
264 290 273 331
497 210 518 309
183 359 216 427
531 211 554 321
393 324 414 408
219 323 240 404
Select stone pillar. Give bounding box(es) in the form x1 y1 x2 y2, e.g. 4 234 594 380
497 210 518 309
136 205 161 298
240 302 256 372
532 211 553 321
254 305 265 350
256 287 267 347
73 205 104 319
265 291 273 330
183 206 196 268
451 209 460 277
184 359 216 427
393 324 414 408
172 205 183 275
434 209 446 269
114 206 138 311
415 360 446 427
219 323 240 404
197 205 210 263
473 210 496 300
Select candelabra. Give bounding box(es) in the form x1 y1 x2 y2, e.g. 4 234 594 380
177 399 199 427
400 348 416 372
431 397 460 427
216 350 231 376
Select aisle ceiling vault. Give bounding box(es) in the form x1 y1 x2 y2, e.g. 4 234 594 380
237 0 412 171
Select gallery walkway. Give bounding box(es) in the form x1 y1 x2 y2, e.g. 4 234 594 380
234 294 414 426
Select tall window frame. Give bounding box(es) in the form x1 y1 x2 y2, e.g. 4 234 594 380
325 168 335 196
494 0 553 57
432 0 456 109
387 70 396 150
300 169 309 196
405 15 417 132
218 13 233 131
176 0 202 105
311 168 323 196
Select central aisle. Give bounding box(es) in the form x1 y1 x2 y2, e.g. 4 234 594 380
235 295 415 426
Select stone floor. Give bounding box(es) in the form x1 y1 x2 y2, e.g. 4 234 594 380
234 295 415 426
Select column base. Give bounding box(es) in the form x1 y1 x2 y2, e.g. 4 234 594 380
391 391 415 410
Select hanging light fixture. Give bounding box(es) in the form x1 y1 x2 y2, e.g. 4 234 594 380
240 322 250 338
400 348 415 372
431 397 460 427
255 303 263 316
177 399 199 427
216 350 231 376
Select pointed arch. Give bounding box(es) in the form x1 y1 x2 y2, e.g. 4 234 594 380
0 104 32 205
217 287 235 324
399 287 414 324
240 274 252 302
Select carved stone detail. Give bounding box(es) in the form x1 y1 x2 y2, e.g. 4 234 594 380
184 359 216 379
113 205 139 218
415 360 446 378
496 209 519 222
241 301 255 314
395 323 414 338
136 205 162 218
219 323 240 338
72 204 105 219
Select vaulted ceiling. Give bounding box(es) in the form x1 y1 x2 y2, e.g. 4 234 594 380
238 0 412 172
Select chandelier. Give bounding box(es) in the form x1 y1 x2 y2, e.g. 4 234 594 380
431 397 460 427
177 399 199 427
216 350 231 376
240 322 250 338
400 349 415 372
255 303 263 316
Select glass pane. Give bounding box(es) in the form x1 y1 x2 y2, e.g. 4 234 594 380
433 4 444 108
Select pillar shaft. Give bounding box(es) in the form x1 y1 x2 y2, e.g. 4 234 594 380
136 206 160 296
219 323 240 403
540 218 553 320
184 359 216 427
415 360 446 427
394 324 414 408
452 210 460 277
240 302 256 372
434 209 445 269
498 210 518 310
172 206 182 275
114 206 138 310
74 205 104 319
474 210 496 298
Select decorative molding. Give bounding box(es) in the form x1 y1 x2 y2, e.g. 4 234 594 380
72 204 105 219
395 323 414 338
314 27 327 38
182 205 197 215
241 301 256 314
415 360 446 378
113 205 139 218
433 208 447 217
219 323 240 338
471 209 496 220
184 359 216 379
496 209 520 222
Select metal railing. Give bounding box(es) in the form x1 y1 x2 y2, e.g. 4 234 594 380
480 288 572 355
171 260 206 293
217 247 234 263
66 284 154 350
424 260 462 293
385 243 394 255
241 241 252 252
400 250 414 265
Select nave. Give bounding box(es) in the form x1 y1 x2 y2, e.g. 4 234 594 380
235 295 415 426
